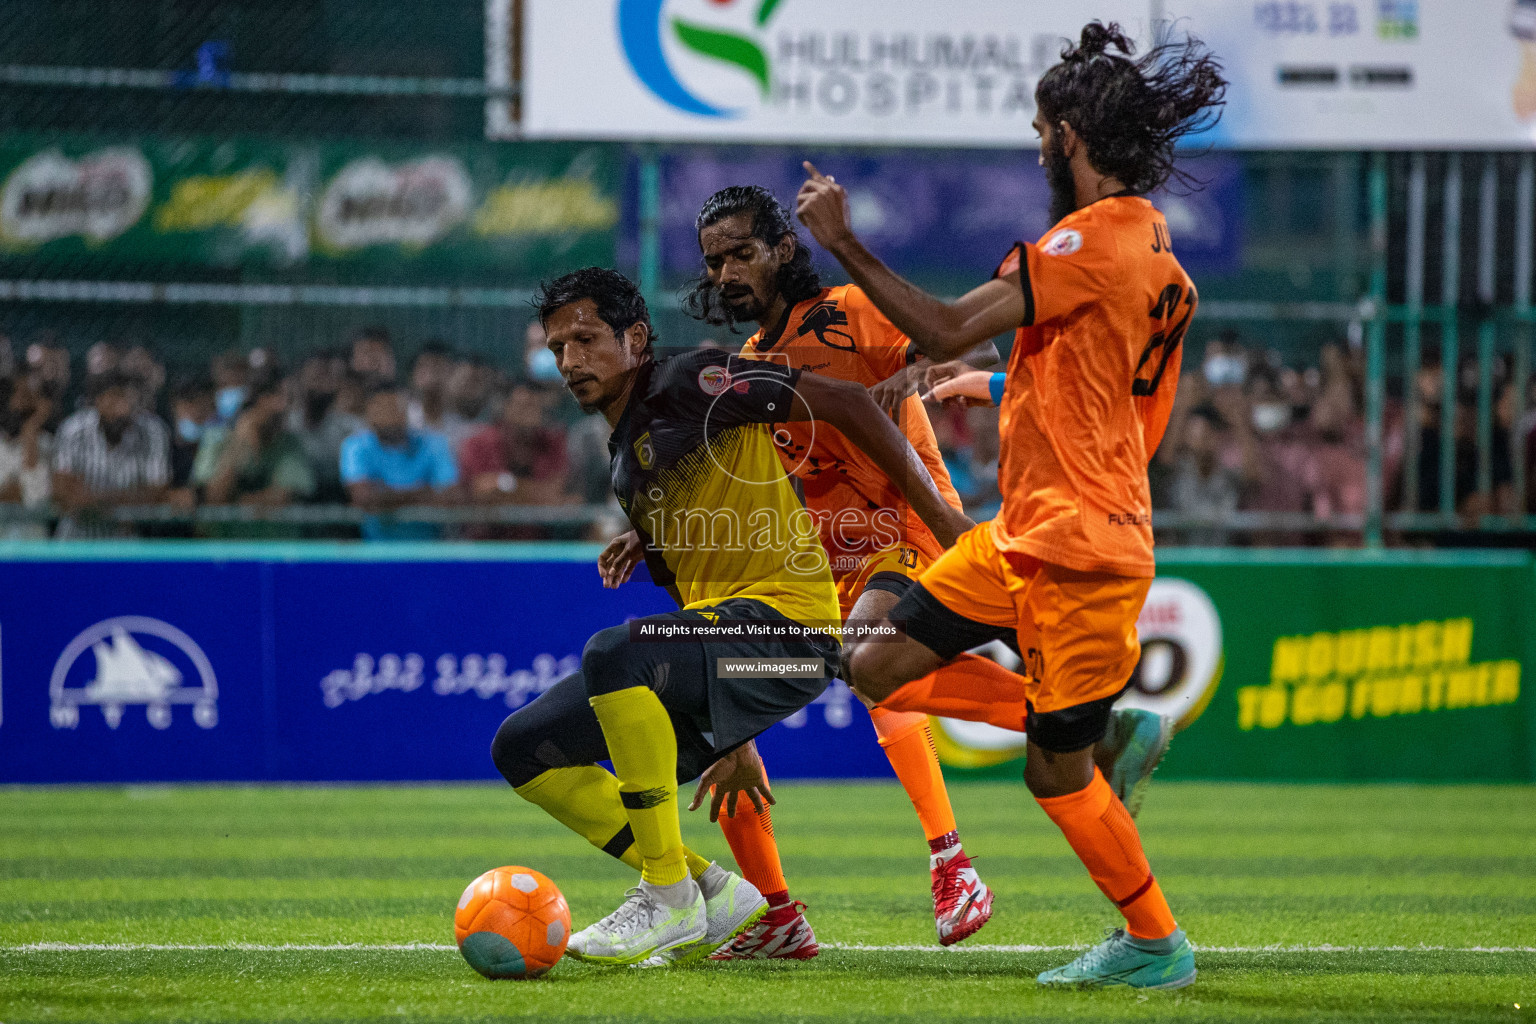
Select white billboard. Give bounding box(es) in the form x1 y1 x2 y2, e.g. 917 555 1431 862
494 0 1536 149
498 0 1150 146
1166 0 1536 148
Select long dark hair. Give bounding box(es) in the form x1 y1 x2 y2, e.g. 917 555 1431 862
1035 22 1227 195
683 185 822 330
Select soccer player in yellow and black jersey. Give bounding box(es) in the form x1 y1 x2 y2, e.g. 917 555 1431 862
671 185 1000 957
489 267 971 967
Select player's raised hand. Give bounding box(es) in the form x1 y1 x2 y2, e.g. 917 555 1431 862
688 740 775 822
597 529 645 589
796 161 853 252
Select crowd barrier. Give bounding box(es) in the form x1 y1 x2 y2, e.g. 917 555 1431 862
0 544 1530 784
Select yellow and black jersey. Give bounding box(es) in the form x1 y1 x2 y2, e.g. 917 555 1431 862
609 347 840 633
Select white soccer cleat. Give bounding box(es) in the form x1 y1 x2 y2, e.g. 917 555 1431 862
564 880 706 966
632 862 768 967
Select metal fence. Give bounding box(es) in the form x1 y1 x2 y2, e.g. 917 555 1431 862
0 0 1529 545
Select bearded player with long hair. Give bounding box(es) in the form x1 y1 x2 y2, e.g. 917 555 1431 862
797 23 1227 989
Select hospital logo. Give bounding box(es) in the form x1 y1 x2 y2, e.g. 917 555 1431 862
49 616 219 730
619 0 779 118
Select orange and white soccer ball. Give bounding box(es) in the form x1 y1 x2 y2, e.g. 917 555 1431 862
454 866 571 979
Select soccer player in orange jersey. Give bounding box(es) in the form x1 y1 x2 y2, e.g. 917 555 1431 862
681 185 1000 956
797 22 1227 989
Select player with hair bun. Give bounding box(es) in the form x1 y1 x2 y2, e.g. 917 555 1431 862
797 22 1226 989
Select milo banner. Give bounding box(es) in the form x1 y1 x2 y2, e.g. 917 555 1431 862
0 135 618 274
934 552 1536 782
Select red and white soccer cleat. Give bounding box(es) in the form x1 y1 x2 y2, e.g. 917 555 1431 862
931 849 993 946
707 899 819 960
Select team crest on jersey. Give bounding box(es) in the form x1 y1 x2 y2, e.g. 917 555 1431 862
697 365 732 396
1042 228 1084 256
797 299 856 351
633 432 654 470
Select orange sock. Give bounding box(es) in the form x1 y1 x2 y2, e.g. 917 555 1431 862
868 706 958 842
1034 769 1177 940
715 769 788 902
880 653 1030 732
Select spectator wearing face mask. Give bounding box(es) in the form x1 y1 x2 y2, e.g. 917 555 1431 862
1200 330 1248 388
210 350 252 425
52 371 174 539
523 320 563 385
0 375 56 538
288 351 365 504
193 377 315 509
340 383 460 540
169 377 217 488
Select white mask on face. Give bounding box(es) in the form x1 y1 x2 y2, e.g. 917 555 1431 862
1203 354 1247 388
527 347 562 383
1252 402 1289 433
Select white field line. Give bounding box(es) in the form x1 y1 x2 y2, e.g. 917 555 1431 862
2 941 1533 954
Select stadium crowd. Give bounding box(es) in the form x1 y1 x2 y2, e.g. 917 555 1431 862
0 324 1531 543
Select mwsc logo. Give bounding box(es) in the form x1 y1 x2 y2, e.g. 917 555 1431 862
618 0 782 118
49 616 219 731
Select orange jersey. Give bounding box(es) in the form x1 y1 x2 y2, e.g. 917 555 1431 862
992 196 1192 578
739 285 962 565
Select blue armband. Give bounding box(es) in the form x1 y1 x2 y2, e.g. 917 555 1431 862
988 372 1006 407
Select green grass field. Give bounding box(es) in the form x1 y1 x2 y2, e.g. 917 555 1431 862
1 781 1533 1023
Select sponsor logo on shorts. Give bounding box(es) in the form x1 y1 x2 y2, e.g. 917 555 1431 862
1108 511 1151 526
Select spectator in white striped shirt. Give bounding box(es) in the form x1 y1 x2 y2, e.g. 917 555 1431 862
52 371 174 539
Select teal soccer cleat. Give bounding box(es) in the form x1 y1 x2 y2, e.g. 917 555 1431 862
1037 928 1196 990
1103 707 1173 819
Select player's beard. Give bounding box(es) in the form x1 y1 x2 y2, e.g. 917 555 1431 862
1044 135 1077 225
719 285 767 325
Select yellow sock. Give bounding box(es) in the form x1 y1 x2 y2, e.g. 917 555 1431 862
514 766 642 871
685 848 711 880
589 686 688 886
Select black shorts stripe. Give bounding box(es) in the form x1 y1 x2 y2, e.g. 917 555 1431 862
863 570 915 600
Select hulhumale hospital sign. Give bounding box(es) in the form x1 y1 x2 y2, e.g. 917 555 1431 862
496 0 1148 146
496 0 1536 148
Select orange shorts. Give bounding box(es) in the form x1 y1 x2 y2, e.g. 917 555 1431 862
914 521 1149 714
830 538 937 622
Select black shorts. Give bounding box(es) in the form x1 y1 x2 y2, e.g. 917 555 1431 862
492 597 839 787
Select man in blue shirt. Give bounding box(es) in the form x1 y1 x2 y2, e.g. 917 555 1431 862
340 383 460 540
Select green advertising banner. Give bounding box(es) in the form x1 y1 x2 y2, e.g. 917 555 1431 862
932 552 1535 782
0 134 617 276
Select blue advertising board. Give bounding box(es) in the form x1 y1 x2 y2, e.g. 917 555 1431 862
0 544 891 784
656 147 1242 281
